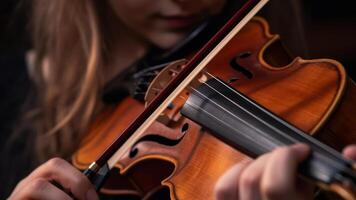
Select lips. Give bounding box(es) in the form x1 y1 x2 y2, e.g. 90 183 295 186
157 14 203 30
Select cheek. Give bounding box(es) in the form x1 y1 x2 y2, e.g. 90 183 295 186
109 0 155 27
204 0 227 14
146 31 188 49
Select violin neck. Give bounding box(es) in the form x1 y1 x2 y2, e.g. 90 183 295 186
181 77 356 187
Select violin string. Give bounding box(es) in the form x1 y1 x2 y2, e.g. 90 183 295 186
187 85 290 148
187 85 285 146
207 75 344 160
186 87 276 149
196 79 299 144
186 93 355 182
189 74 343 160
186 83 280 148
183 93 355 182
187 84 350 173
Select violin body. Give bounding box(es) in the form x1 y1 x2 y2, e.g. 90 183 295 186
73 17 356 199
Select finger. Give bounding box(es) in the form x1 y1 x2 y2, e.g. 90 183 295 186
27 158 98 200
214 159 252 200
261 143 310 200
342 145 356 161
238 153 273 200
12 178 72 200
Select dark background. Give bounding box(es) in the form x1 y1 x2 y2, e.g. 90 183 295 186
262 0 356 80
0 0 29 54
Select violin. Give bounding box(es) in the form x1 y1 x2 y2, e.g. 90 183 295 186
72 0 356 199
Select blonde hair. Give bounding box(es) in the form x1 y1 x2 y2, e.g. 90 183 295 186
28 0 109 162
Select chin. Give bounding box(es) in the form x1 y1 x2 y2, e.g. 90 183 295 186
149 31 188 50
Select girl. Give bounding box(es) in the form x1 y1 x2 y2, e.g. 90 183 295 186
3 0 356 199
4 0 227 198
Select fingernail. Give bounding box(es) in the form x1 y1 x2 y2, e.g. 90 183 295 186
293 143 310 152
342 145 356 160
292 143 311 161
86 189 99 200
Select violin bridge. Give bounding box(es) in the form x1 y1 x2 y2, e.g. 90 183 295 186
187 70 210 93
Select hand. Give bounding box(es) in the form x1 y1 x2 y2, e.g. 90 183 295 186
214 144 356 200
8 158 99 200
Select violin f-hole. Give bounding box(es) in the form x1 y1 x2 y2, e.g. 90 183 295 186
230 52 254 79
129 123 189 158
